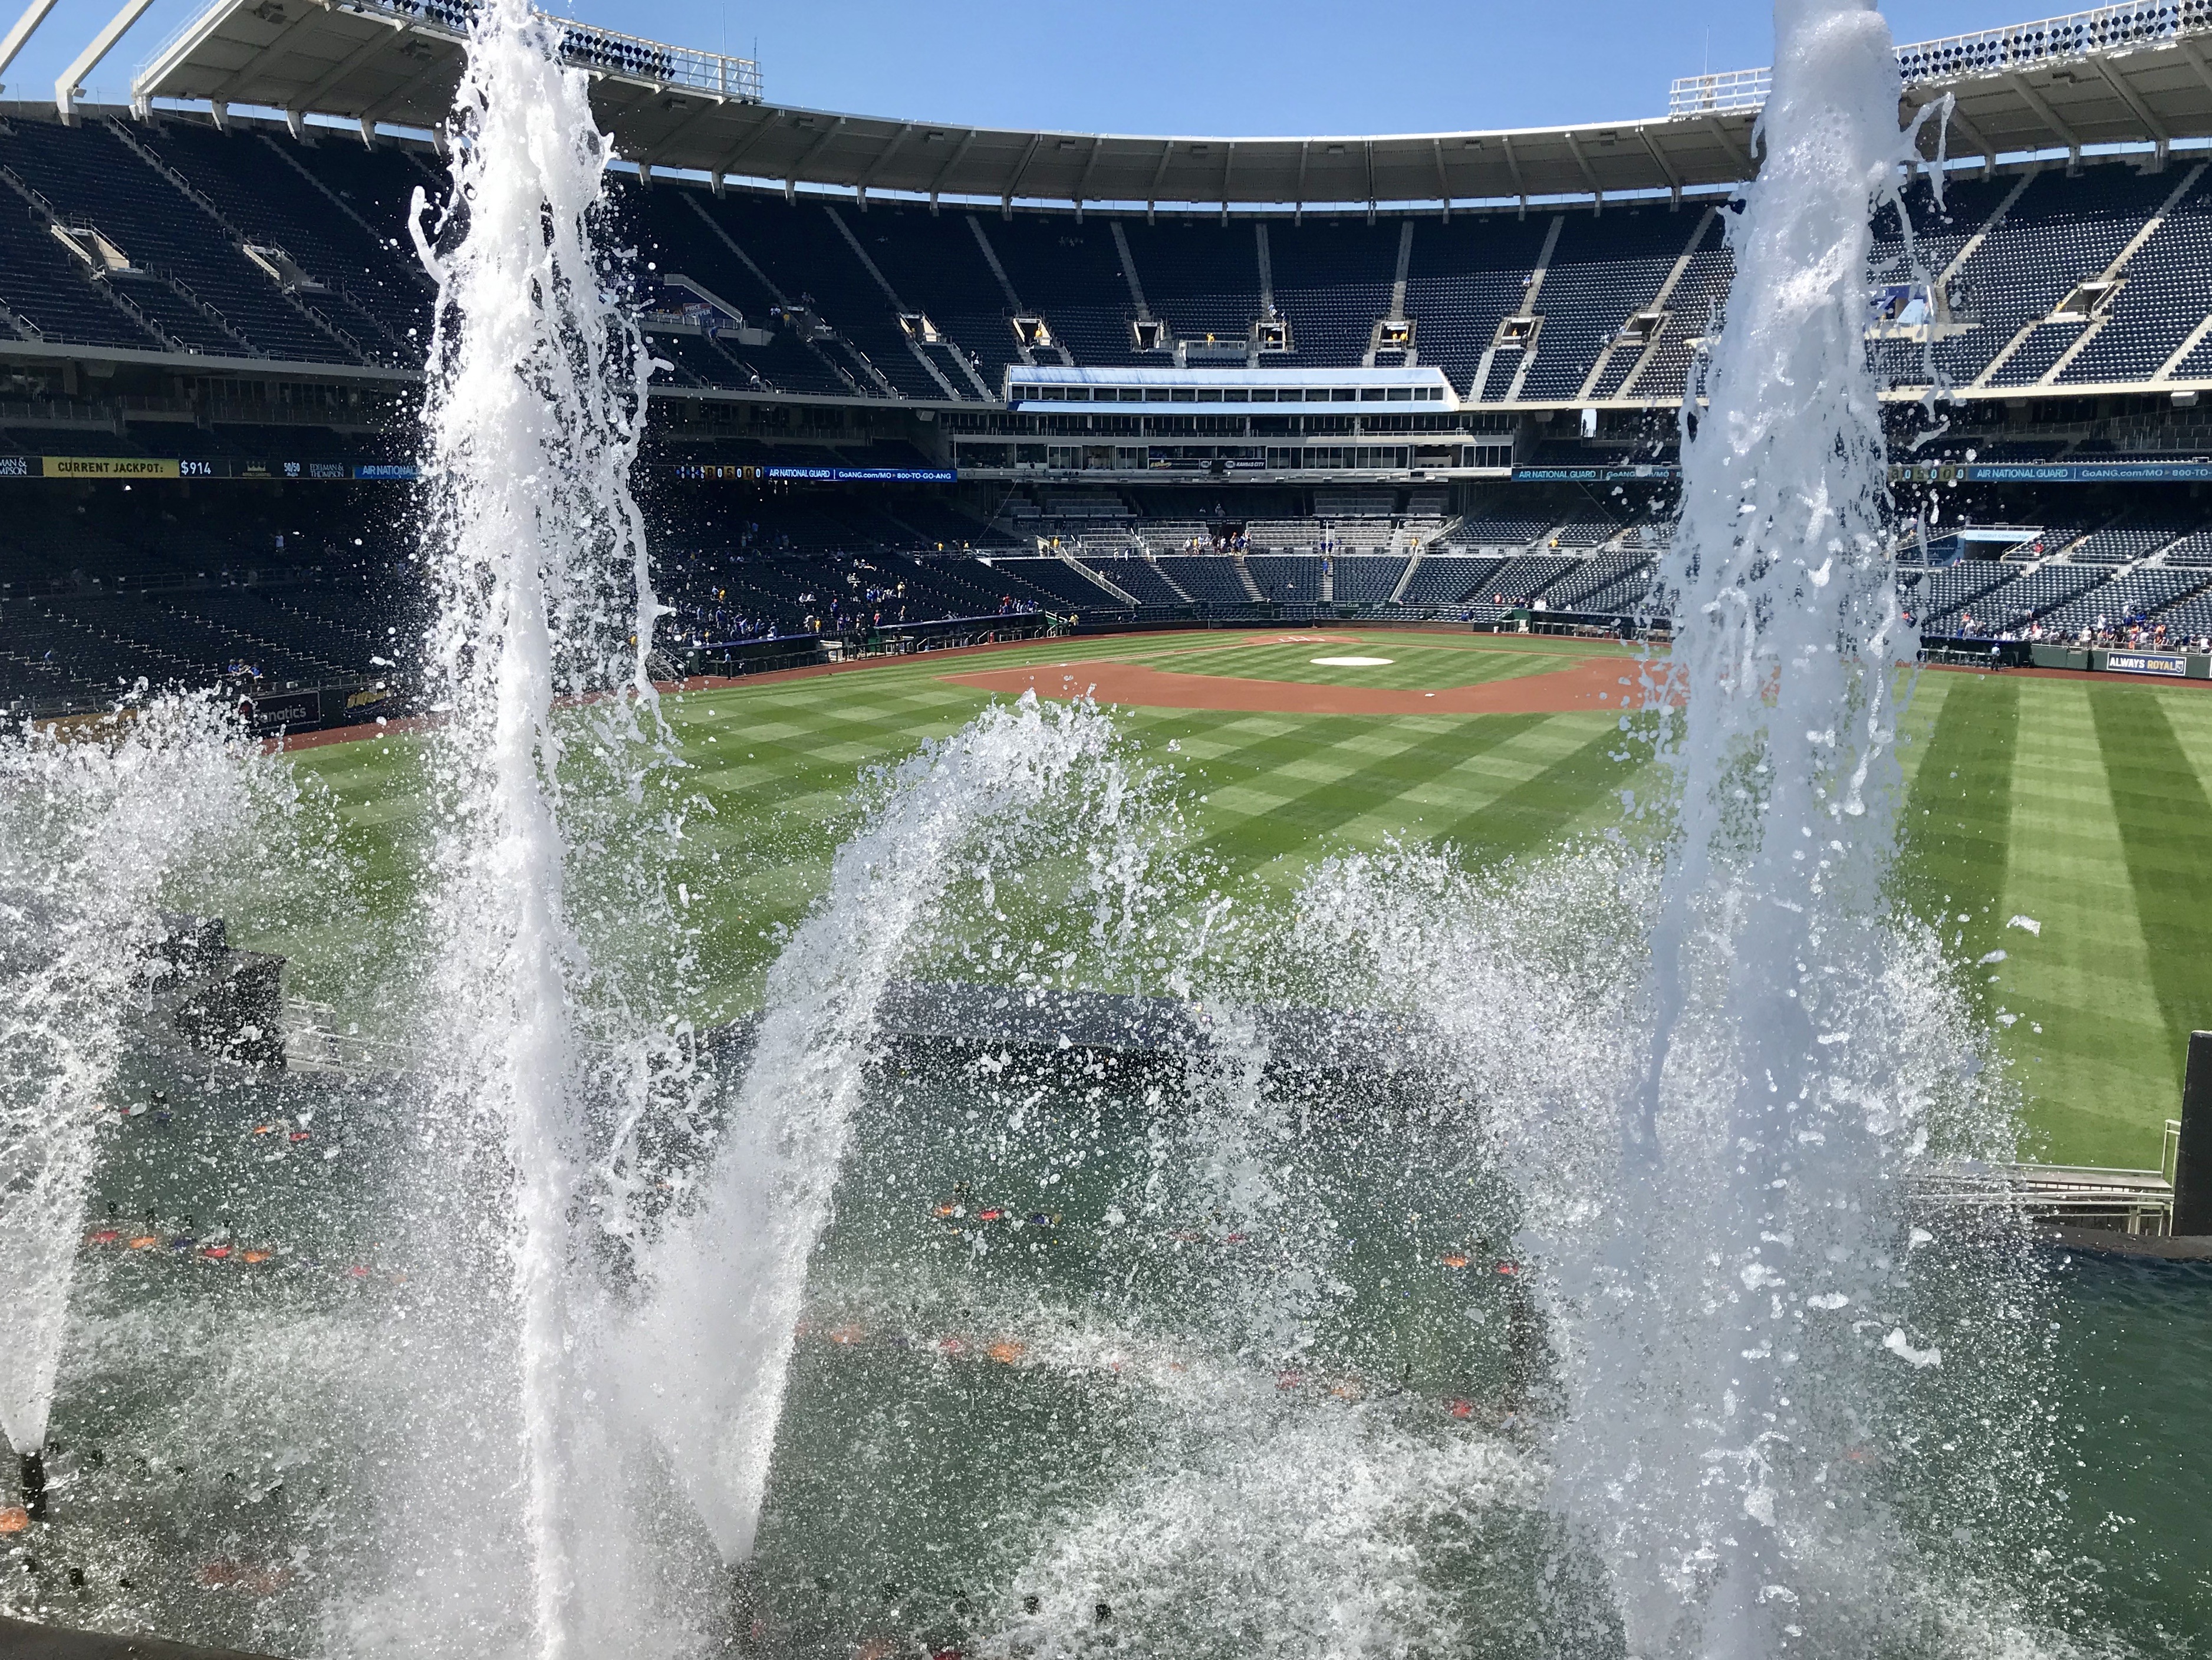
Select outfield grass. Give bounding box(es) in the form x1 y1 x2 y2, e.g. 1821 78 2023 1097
278 629 2212 1170
1898 667 2212 1166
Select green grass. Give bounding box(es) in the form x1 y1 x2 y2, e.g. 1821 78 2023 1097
274 631 2212 1170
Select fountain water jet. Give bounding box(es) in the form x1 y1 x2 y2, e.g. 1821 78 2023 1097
0 697 269 1479
6 1 2166 1652
1549 2 1947 1653
399 0 661 1648
627 693 1161 1563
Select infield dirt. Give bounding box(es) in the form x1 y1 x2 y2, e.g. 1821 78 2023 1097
943 633 1661 716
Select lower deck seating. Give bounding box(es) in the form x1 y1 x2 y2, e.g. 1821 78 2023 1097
1332 555 1408 607
25 476 2212 714
1078 556 1187 608
1245 555 1325 604
1396 555 1503 608
1154 556 1256 605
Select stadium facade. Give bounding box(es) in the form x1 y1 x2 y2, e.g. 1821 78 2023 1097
9 0 2212 716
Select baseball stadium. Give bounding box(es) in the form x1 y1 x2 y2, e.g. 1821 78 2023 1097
1 1 2211 1656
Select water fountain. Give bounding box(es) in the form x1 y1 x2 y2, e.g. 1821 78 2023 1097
1556 3 1939 1648
391 0 664 1645
3 1 2208 1656
0 697 276 1509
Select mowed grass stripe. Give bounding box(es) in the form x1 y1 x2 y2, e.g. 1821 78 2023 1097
2003 684 2168 1164
1417 716 1635 859
2149 680 2212 795
2092 684 2212 1076
679 687 985 786
1185 716 1552 880
1890 667 1951 796
1897 672 2017 938
1162 720 1405 821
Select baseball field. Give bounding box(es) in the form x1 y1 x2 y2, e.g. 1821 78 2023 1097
278 627 2212 1170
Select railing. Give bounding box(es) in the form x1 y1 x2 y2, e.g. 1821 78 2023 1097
1909 1157 2176 1234
162 271 251 354
1670 0 2212 116
1896 0 2212 83
142 0 762 103
1668 67 1772 117
284 997 416 1079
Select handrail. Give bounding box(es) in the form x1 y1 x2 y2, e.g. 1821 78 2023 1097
1908 1155 2177 1235
104 116 370 364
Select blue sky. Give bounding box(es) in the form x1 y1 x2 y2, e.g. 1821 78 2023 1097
6 1 2058 132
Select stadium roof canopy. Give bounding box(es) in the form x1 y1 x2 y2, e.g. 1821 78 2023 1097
113 0 2212 210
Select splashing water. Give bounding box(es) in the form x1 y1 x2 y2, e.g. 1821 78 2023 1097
0 697 269 1459
397 0 660 1648
12 1 2183 1654
1552 3 1947 1652
628 693 1160 1563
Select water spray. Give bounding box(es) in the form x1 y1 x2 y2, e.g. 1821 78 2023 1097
403 0 660 1648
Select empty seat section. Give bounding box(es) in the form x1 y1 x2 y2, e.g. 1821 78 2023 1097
1906 560 2017 623
1117 219 1264 348
1633 224 1733 403
1476 555 1580 603
2147 587 2212 642
667 192 936 397
856 209 1020 392
0 205 164 349
1546 518 1627 548
987 217 1150 367
1268 220 1398 368
1545 551 1651 609
0 119 352 361
627 192 852 397
281 138 441 250
1153 556 1255 605
2059 172 2212 386
1078 556 1184 607
2065 520 2191 563
1397 555 1502 607
1454 514 1552 548
1932 563 2106 630
1332 555 1408 607
1404 215 1556 397
1936 164 2178 387
2042 566 2212 631
1516 212 1690 402
987 558 1133 613
1243 555 1324 603
810 203 991 397
1864 174 2014 387
1579 569 1664 615
146 124 429 358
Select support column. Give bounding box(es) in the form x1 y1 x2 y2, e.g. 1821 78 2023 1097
2174 1030 2212 1234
